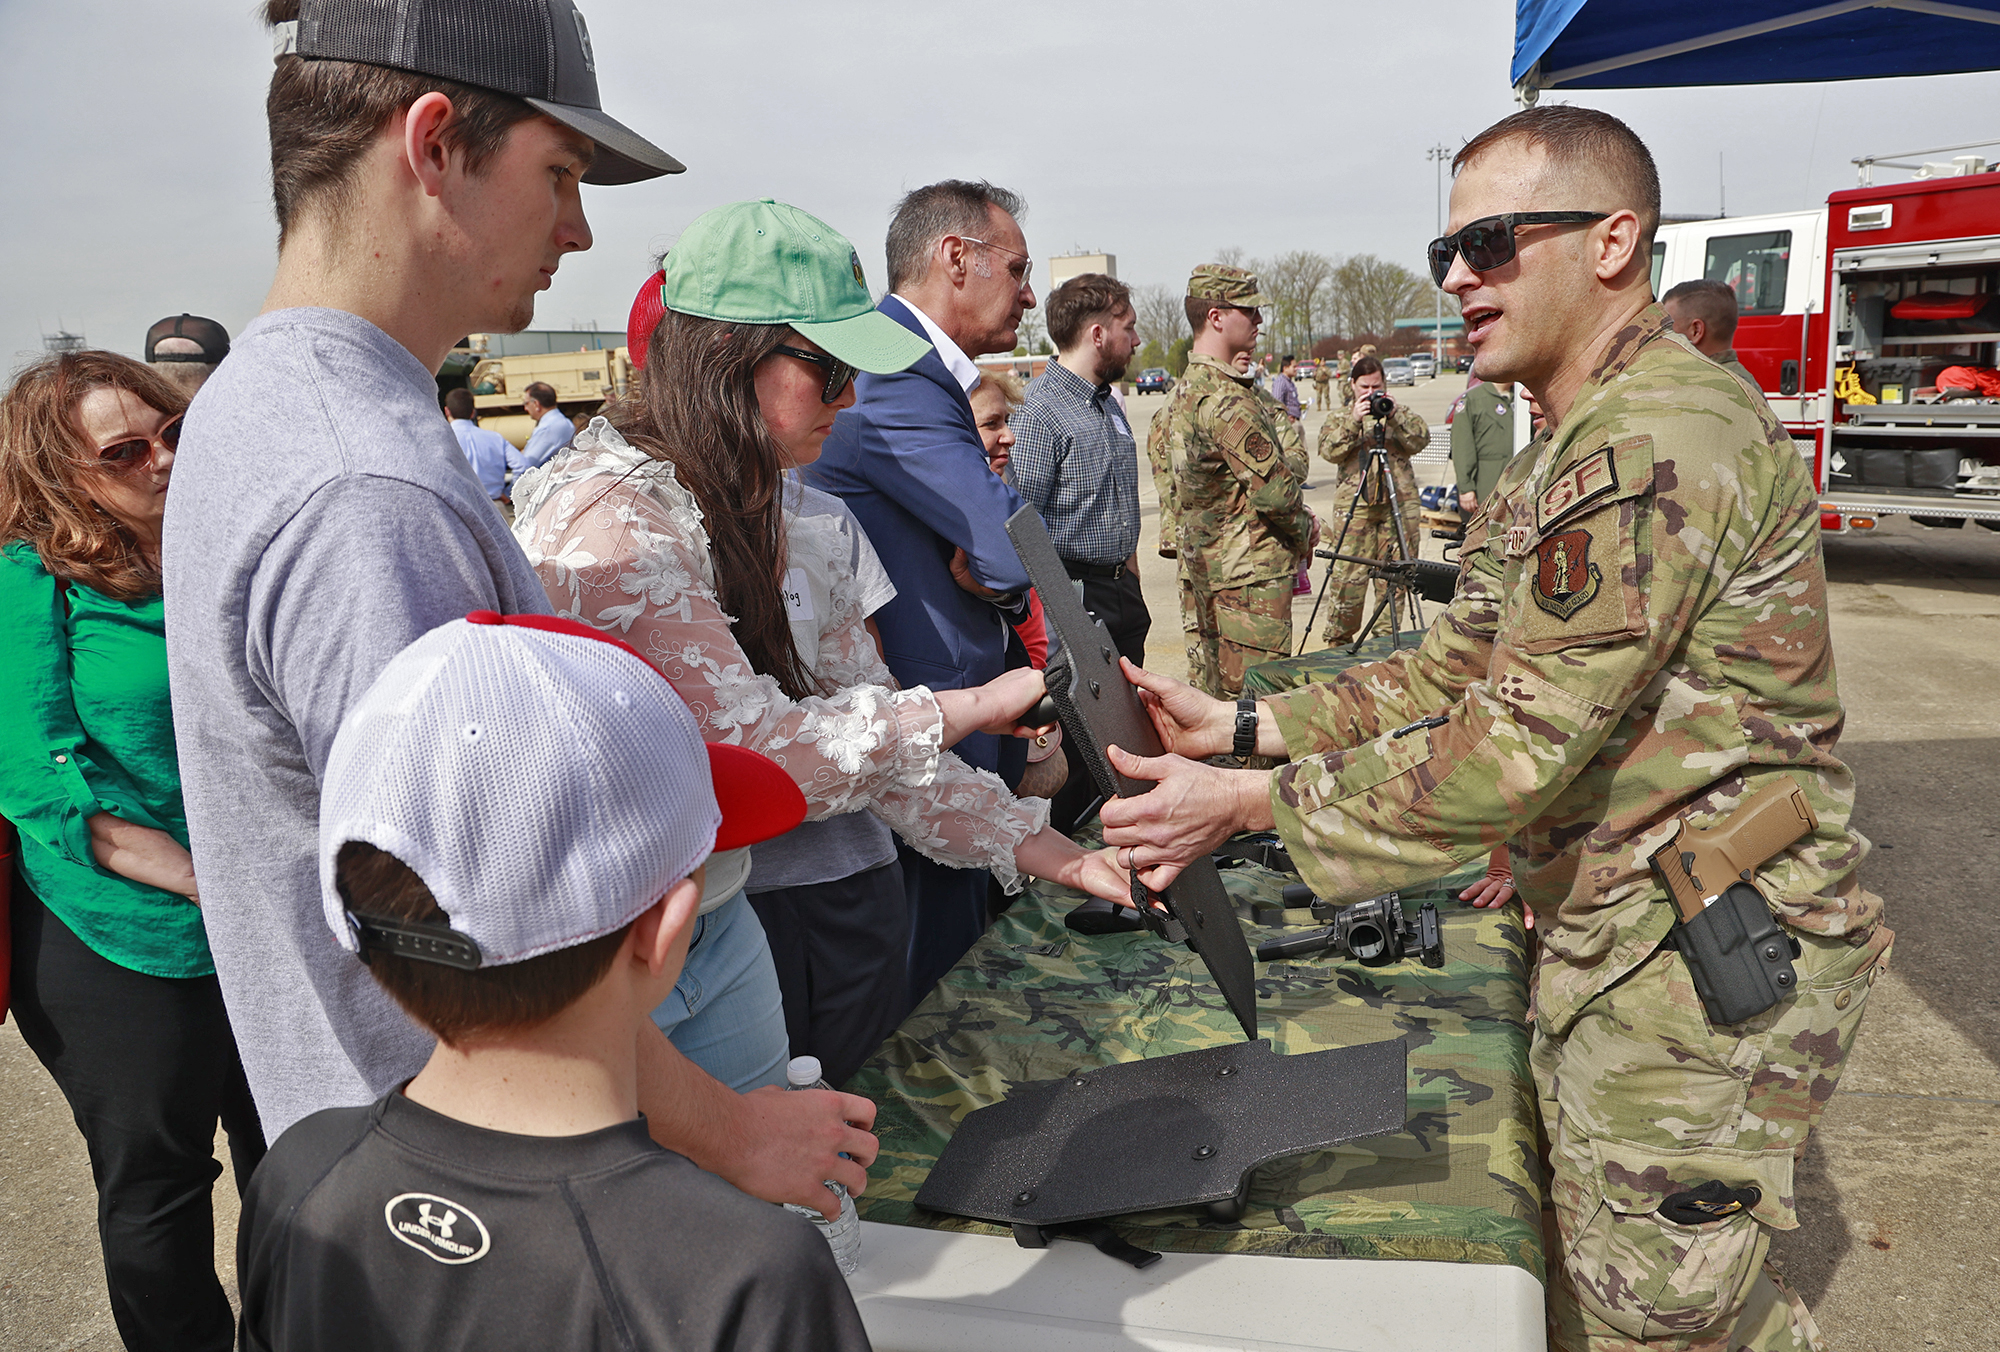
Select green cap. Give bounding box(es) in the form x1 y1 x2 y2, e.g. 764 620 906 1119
1187 263 1273 308
660 199 932 374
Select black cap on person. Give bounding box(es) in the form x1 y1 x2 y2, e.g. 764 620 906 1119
276 0 684 184
145 315 231 364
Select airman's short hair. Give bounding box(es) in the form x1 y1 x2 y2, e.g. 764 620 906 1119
1662 279 1739 342
1454 105 1661 254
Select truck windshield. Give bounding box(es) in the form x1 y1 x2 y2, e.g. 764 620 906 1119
1705 231 1792 316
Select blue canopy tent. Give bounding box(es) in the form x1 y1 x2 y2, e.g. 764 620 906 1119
1513 0 2000 100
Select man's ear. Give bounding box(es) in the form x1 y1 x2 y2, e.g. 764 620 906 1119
938 235 971 287
1683 315 1708 348
631 875 702 977
1593 208 1644 284
403 91 459 200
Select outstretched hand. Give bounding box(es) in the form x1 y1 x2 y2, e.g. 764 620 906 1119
1097 744 1271 891
1118 658 1229 759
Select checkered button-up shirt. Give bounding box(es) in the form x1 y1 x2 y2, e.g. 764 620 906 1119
1008 359 1141 566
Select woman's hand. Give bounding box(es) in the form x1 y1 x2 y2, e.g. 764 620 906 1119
935 667 1050 748
87 813 198 903
1013 829 1130 906
1460 846 1525 925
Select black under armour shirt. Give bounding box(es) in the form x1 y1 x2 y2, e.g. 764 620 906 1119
237 1090 871 1351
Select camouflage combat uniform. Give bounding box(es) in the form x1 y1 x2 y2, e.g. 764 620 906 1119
1314 402 1427 646
1256 307 1888 1351
1311 361 1331 410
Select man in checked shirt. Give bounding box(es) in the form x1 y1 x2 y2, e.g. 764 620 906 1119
1008 273 1152 670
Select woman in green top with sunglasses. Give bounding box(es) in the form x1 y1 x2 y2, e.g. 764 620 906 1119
0 350 263 1352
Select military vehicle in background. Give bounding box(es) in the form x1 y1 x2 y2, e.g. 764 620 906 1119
440 330 632 449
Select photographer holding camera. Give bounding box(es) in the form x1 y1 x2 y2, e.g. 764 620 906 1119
1313 354 1429 646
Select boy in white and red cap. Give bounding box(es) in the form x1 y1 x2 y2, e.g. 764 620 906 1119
235 613 870 1352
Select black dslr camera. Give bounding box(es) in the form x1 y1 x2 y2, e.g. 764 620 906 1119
1255 889 1444 967
1365 391 1396 420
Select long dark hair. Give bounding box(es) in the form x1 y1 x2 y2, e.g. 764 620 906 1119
610 309 823 701
0 350 189 600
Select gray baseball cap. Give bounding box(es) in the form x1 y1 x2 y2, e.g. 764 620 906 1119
278 0 684 184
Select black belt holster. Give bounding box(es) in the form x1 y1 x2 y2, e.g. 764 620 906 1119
1660 883 1803 1026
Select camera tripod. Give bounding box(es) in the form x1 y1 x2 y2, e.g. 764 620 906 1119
1301 400 1425 655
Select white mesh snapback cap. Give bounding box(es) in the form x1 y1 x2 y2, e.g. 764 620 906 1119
319 612 805 969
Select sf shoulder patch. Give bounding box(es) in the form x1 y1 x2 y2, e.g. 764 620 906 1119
1533 529 1601 620
1536 445 1618 532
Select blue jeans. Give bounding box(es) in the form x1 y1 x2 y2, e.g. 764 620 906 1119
650 888 789 1092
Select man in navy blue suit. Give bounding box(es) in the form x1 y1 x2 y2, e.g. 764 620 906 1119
805 180 1041 1004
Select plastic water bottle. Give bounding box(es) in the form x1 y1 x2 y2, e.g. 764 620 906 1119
782 1056 861 1276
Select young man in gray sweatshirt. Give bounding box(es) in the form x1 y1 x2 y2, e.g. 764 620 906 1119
162 0 875 1215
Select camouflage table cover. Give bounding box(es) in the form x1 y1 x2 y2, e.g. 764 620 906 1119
1243 629 1432 698
848 846 1546 1281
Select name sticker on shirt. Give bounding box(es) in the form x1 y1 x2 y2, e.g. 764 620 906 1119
782 568 815 624
1109 409 1131 437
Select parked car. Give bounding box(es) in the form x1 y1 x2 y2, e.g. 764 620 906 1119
1455 354 1475 373
1408 352 1437 379
1135 367 1172 394
1382 357 1415 387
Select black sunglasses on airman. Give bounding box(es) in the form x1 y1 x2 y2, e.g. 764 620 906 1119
1426 212 1610 287
771 345 857 404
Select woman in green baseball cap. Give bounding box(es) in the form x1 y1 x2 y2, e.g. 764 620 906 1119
512 200 1124 1089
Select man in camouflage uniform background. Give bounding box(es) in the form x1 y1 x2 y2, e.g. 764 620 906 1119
1102 106 1887 1352
1144 264 1317 697
1314 352 1428 646
1311 355 1332 410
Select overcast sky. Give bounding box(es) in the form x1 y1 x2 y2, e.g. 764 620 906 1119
5 0 1997 366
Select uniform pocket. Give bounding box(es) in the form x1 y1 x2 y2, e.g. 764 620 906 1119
1567 1136 1792 1340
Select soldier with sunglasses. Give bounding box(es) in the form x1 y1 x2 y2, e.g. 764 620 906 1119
1101 106 1885 1352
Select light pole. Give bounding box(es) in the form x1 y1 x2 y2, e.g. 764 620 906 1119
1426 142 1451 372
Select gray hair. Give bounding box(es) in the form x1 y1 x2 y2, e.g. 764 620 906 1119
148 360 218 397
885 180 1026 293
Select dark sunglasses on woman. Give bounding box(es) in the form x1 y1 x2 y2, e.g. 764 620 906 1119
96 414 183 472
1427 212 1610 287
772 345 858 404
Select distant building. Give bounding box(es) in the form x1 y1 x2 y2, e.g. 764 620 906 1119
1049 253 1117 291
43 329 87 354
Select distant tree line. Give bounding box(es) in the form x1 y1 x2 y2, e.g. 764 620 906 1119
1124 250 1436 377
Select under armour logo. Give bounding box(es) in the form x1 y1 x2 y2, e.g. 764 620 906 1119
385 1192 491 1265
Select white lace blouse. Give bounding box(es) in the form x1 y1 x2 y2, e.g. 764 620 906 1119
511 418 1048 893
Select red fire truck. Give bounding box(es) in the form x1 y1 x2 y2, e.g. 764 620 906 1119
1653 159 2000 534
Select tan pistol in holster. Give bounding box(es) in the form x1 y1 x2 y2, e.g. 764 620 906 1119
1647 778 1818 1025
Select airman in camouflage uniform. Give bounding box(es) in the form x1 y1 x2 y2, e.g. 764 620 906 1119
1154 264 1317 697
1315 380 1427 645
1311 357 1332 410
1107 304 1888 1352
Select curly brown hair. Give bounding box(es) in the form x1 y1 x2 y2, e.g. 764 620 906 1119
0 350 188 600
607 310 823 702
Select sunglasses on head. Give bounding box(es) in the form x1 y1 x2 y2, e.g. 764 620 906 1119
95 413 183 473
772 345 857 404
1427 212 1610 287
